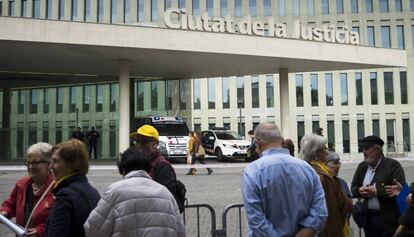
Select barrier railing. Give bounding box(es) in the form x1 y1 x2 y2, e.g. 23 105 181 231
183 203 217 237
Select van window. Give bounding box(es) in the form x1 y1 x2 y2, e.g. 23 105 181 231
153 123 189 136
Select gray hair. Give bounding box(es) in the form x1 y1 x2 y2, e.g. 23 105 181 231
254 123 283 144
27 142 53 161
326 151 340 163
299 134 327 162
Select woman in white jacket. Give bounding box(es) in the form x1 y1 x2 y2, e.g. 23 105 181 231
84 147 186 237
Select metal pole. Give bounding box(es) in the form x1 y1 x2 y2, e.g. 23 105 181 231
76 108 79 127
239 104 242 136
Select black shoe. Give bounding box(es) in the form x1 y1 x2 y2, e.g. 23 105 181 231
186 169 194 175
207 169 213 175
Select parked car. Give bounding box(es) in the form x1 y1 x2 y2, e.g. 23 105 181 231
200 128 250 161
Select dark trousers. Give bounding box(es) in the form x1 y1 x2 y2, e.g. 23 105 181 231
88 143 98 159
363 210 392 237
187 155 212 174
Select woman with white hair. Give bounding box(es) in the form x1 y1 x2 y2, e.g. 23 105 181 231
300 134 352 237
0 142 55 237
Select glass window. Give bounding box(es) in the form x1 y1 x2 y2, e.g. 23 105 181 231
340 73 348 106
411 0 414 10
312 121 320 134
336 0 343 13
96 85 103 112
192 0 199 15
21 0 27 16
138 0 144 22
59 0 65 19
355 72 363 105
379 0 388 12
342 120 350 153
43 88 50 113
412 25 414 54
151 81 158 109
56 122 62 144
307 0 314 15
70 86 76 113
367 26 375 46
208 78 215 109
42 122 49 143
0 1 2 15
295 74 304 107
351 0 358 13
235 0 241 16
83 85 90 112
178 0 185 8
220 0 227 16
110 83 118 112
18 90 25 114
251 76 259 108
381 26 390 48
249 0 257 16
136 81 144 111
278 0 285 16
33 0 40 18
357 120 365 152
111 0 117 23
17 123 24 158
179 80 187 110
151 0 158 21
403 119 411 152
322 0 329 14
29 89 38 114
400 71 407 104
266 75 274 108
386 119 395 152
165 80 172 110
293 0 300 16
193 79 201 109
395 0 402 11
28 122 37 146
207 0 214 16
366 0 373 13
327 121 335 150
8 0 15 16
310 74 318 106
46 0 52 18
352 26 359 35
71 0 77 20
384 72 394 104
237 77 244 108
98 0 104 22
397 25 405 49
222 77 230 109
370 72 378 104
165 0 171 10
373 119 380 136
109 122 117 158
264 0 271 16
325 73 333 106
56 88 63 113
297 121 305 150
194 123 201 132
84 0 91 21
125 0 131 22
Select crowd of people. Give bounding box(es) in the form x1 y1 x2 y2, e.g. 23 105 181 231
0 122 413 237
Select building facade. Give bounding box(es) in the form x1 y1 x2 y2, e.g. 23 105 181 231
0 0 413 159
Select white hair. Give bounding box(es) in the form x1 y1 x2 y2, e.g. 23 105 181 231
27 142 53 161
299 134 327 162
254 123 283 144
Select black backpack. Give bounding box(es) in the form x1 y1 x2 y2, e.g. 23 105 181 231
175 180 187 213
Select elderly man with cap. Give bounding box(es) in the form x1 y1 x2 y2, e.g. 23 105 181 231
130 125 181 211
351 135 406 237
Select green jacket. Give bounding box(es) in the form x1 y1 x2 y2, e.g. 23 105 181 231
351 155 406 234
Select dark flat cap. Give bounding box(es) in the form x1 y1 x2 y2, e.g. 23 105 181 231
360 135 384 147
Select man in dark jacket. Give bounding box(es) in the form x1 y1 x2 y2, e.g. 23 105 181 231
86 127 100 159
130 125 181 211
351 135 406 237
71 127 84 141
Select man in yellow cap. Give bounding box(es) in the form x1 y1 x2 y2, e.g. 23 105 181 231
130 125 182 212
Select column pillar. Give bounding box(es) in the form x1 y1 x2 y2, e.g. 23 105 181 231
279 69 290 138
1 88 11 160
119 60 130 154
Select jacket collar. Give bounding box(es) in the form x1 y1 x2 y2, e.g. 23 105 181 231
124 170 151 180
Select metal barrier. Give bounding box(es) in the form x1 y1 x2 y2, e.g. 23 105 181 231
219 203 245 237
183 203 217 237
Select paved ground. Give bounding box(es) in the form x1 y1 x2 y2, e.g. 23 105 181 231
1 158 413 237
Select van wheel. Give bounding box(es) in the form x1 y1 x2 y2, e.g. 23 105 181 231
216 148 224 162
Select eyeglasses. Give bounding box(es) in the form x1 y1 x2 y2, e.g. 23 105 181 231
327 161 342 166
25 160 48 166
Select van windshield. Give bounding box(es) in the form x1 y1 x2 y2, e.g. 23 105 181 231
215 131 242 140
154 123 189 136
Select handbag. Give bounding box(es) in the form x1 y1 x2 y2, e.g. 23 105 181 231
352 199 367 229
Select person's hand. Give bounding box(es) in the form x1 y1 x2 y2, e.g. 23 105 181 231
393 225 408 237
406 193 412 205
385 179 403 197
294 227 316 237
359 185 377 198
25 228 38 237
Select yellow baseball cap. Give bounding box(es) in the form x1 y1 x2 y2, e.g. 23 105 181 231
129 125 159 141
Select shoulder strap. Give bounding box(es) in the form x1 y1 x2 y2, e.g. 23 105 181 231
25 180 55 229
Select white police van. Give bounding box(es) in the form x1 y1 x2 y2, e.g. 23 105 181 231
131 116 190 160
